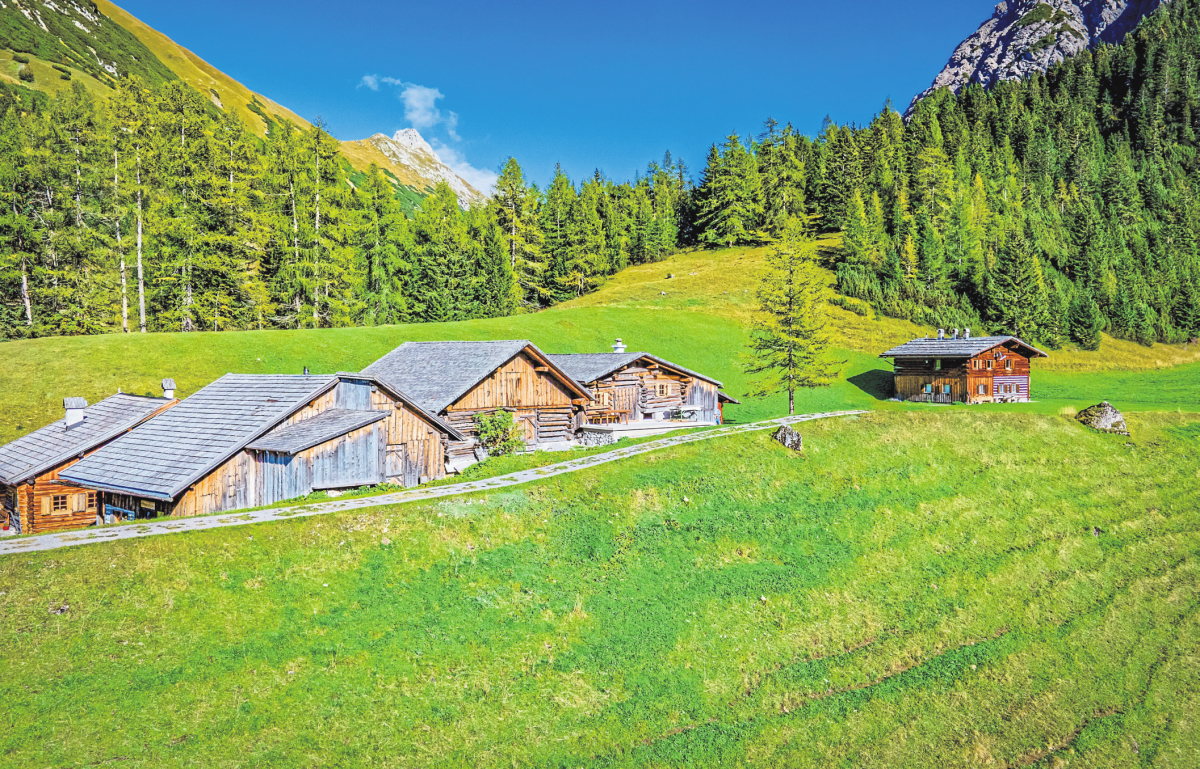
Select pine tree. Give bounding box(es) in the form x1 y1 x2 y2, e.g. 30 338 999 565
1068 288 1104 350
695 134 765 247
991 228 1048 340
745 216 839 415
358 164 409 325
492 157 544 308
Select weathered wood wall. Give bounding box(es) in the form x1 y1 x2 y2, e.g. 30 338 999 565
9 457 102 534
582 362 718 425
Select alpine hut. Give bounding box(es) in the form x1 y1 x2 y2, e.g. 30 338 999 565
60 373 461 520
547 340 739 432
0 389 178 535
361 340 593 469
880 330 1048 404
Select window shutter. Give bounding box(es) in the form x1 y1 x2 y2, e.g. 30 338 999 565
40 496 50 516
74 492 86 512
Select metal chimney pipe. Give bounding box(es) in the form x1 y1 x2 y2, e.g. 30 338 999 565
162 378 176 400
64 397 87 428
612 338 627 353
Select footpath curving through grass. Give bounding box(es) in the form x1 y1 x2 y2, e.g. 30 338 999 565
0 410 1197 766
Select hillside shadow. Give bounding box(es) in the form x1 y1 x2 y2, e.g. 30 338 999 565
847 369 894 401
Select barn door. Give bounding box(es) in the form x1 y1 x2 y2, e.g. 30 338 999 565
404 441 423 487
516 410 537 444
386 445 406 481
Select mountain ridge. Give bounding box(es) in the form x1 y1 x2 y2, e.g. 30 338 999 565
909 0 1169 112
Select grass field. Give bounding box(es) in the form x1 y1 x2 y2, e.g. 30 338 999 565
2 239 1197 443
1 410 1197 766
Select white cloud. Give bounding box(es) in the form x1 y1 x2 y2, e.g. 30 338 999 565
445 111 460 142
358 74 379 91
398 84 444 131
431 139 498 194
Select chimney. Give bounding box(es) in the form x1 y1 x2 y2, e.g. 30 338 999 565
937 329 945 340
303 366 310 376
953 328 960 340
162 378 176 400
965 328 971 339
612 338 627 354
64 397 87 429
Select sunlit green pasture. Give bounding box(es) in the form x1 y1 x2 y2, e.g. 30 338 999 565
1 410 1197 766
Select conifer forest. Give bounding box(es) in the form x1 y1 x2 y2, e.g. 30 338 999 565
2 0 1200 346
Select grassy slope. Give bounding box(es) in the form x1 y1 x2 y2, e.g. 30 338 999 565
0 50 113 102
2 237 1197 442
91 0 309 138
1 410 1197 766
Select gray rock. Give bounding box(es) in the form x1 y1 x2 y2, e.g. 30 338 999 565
773 425 804 452
909 0 1169 114
1076 401 1130 436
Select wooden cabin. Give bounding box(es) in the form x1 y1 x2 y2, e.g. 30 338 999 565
0 390 177 535
60 373 462 520
547 345 739 426
362 340 594 469
880 331 1048 404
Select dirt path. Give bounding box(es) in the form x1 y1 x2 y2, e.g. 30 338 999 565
0 411 866 556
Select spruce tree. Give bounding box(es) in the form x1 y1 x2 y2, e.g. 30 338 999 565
1068 289 1104 350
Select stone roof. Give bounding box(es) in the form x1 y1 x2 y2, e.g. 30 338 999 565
880 336 1048 359
61 375 339 500
0 394 173 486
546 352 725 388
362 340 589 413
247 409 389 455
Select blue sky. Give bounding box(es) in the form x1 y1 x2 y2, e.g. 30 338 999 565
112 0 998 190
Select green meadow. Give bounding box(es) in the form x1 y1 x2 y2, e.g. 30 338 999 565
1 243 1199 766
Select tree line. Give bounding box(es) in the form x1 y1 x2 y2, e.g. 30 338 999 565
0 78 685 339
687 0 1200 349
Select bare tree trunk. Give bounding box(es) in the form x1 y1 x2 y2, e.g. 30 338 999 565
136 148 146 333
20 255 31 327
115 149 128 333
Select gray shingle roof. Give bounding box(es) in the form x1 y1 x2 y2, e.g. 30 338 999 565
362 340 589 413
247 409 388 455
63 397 88 410
880 336 1049 359
547 352 725 388
61 375 339 500
0 394 173 486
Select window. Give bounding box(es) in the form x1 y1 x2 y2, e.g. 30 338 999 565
978 384 986 395
942 385 952 395
972 360 981 370
923 384 933 394
1005 359 1012 370
86 492 97 510
656 383 670 397
986 360 994 370
51 495 68 513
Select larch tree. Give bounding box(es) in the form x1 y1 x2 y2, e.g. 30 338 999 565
745 216 839 415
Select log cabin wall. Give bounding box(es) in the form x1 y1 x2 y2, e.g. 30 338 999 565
12 457 103 534
685 380 721 422
444 352 582 452
367 386 448 484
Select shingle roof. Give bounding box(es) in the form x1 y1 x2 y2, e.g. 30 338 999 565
546 352 725 388
0 394 173 486
362 340 589 413
880 336 1049 359
61 375 339 500
247 409 388 455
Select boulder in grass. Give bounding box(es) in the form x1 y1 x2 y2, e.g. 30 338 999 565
1076 401 1130 436
773 425 804 452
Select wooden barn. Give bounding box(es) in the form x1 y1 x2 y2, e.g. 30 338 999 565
0 390 177 535
547 342 738 428
880 331 1048 404
60 373 462 520
362 340 593 468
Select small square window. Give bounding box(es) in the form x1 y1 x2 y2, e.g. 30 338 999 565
978 384 986 395
86 492 97 510
986 360 994 370
943 385 951 394
924 384 933 394
51 495 68 513
1005 359 1012 370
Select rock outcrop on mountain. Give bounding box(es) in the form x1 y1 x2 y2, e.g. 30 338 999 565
909 0 1169 113
343 129 486 208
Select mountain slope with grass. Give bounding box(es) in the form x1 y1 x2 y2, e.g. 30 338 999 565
1 406 1197 766
1 239 1196 444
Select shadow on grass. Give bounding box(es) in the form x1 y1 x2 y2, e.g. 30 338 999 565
848 369 895 401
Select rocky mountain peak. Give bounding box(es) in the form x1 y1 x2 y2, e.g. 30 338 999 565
358 129 486 209
909 0 1168 113
392 128 436 155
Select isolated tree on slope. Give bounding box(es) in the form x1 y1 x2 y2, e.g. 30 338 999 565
745 216 839 415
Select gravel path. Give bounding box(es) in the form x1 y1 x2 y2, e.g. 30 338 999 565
0 410 866 556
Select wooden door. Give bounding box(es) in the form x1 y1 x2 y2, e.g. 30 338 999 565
386 445 406 481
404 441 423 487
516 411 537 444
